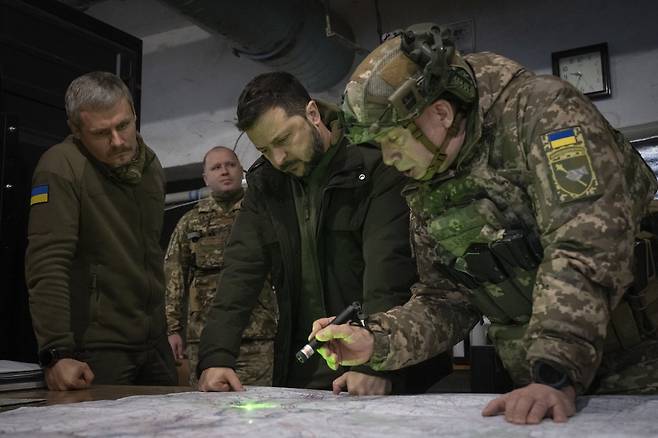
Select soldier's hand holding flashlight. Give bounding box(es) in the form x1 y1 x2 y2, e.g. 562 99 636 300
308 317 376 370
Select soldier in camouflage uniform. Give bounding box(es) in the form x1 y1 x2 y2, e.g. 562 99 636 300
311 23 658 424
165 146 278 386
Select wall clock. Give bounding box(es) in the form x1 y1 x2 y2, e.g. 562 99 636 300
551 42 611 99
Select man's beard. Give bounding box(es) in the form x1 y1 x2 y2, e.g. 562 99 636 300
277 121 325 177
299 122 325 177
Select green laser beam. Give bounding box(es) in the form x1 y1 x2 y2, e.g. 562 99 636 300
232 401 279 411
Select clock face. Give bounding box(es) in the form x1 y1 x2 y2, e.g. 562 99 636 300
558 52 604 94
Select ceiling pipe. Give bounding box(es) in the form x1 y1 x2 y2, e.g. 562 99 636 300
157 0 357 91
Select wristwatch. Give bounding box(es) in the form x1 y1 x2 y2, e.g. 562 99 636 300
38 347 75 368
532 361 572 390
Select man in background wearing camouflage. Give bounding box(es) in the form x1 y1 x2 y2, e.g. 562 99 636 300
165 146 278 386
310 23 658 424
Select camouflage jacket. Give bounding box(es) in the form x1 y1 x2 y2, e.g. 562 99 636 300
367 52 657 393
164 195 278 344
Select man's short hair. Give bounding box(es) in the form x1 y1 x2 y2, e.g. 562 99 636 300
202 146 240 170
236 72 311 132
65 71 134 127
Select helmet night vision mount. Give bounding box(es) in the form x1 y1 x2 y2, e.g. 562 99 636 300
387 23 457 124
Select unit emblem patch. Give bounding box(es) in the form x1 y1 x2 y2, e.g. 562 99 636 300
541 127 601 203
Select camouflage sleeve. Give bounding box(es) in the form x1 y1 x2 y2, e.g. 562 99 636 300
366 211 481 371
520 77 656 392
164 212 193 336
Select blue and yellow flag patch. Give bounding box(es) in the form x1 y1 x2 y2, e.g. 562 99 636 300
541 126 602 204
546 128 578 149
30 185 49 206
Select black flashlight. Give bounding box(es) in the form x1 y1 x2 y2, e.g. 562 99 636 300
295 302 362 364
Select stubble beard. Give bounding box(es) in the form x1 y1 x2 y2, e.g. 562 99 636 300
299 123 325 177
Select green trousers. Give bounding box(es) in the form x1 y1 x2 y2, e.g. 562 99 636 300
83 336 177 386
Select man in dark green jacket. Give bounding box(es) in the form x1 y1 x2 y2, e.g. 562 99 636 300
25 72 177 390
198 72 451 394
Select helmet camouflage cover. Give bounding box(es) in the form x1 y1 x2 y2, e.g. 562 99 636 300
342 23 477 145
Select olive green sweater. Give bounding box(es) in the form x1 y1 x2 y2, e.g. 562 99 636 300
26 135 167 353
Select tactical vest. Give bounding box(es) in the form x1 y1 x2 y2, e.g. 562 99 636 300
407 171 658 359
184 203 278 342
187 224 230 271
185 211 233 343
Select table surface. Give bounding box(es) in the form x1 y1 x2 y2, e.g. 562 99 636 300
1 386 657 437
1 384 194 407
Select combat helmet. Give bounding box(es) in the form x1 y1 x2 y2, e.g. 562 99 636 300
342 23 477 178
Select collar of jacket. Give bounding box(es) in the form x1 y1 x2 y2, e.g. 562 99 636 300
197 191 244 214
401 168 458 198
247 137 376 197
452 52 530 170
71 133 156 184
315 99 344 146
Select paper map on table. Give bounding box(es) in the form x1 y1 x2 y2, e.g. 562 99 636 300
1 386 657 437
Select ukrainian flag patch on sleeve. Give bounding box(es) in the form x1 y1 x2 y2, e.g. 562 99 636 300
546 128 578 149
541 126 602 204
30 184 49 206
